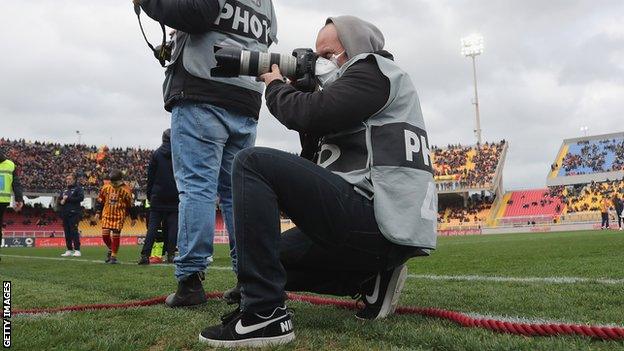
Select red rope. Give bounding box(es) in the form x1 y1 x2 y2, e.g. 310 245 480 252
14 292 624 340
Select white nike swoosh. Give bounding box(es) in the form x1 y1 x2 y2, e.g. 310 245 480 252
366 274 381 304
235 314 289 335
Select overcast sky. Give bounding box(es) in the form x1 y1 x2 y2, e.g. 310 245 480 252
2 0 623 190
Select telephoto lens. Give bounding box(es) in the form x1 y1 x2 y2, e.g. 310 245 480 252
212 46 298 78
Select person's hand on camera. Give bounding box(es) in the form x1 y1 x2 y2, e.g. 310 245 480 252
259 64 286 86
94 213 100 221
15 201 24 213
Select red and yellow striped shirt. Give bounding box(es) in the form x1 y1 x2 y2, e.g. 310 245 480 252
97 183 133 231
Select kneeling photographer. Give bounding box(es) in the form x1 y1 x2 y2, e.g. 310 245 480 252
198 16 438 348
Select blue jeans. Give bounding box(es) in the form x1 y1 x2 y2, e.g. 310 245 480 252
170 101 257 281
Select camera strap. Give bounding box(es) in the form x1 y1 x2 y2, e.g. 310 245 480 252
134 4 167 67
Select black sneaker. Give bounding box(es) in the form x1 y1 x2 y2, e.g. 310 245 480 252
355 264 407 320
165 272 207 308
104 250 112 263
108 256 119 265
138 255 149 265
199 305 295 348
223 282 242 305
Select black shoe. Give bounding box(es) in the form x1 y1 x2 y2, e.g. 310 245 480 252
199 305 295 348
165 272 207 308
223 282 242 305
355 264 407 320
104 250 112 263
166 253 175 264
108 256 119 265
138 255 149 265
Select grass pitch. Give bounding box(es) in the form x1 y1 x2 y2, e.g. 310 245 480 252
2 229 624 350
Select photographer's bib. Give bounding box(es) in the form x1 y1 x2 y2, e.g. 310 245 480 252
317 54 438 249
168 0 278 94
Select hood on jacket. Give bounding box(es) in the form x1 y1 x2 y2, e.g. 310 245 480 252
159 129 172 159
325 15 385 58
162 129 171 143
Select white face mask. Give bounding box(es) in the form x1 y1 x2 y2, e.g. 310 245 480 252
315 51 345 87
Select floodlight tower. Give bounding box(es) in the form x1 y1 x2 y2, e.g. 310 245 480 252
461 34 484 145
580 126 588 137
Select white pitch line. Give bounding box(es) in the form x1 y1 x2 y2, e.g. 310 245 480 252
407 273 624 285
3 254 624 285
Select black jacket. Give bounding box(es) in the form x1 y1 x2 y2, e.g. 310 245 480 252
146 141 179 211
615 198 624 214
265 52 392 161
139 0 262 118
59 185 84 217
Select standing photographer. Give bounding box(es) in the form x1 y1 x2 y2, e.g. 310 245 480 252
133 0 278 307
198 16 437 348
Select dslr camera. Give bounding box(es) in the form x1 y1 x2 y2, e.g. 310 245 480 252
212 46 319 91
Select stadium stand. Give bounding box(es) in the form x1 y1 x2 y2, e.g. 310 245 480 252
558 180 624 222
78 217 147 236
1 206 63 236
545 133 624 225
549 133 624 180
76 209 227 237
3 133 621 236
0 138 150 194
433 140 506 190
495 189 564 226
438 194 493 230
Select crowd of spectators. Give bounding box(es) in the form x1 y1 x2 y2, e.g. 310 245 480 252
556 138 624 176
438 193 494 226
561 179 624 213
433 140 505 190
0 138 151 194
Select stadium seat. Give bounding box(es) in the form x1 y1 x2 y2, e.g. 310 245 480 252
496 189 563 225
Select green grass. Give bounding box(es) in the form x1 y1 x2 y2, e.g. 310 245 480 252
2 230 624 350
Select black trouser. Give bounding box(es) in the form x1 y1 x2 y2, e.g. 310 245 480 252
141 210 178 256
0 203 7 247
617 211 623 228
233 147 420 313
601 212 609 228
62 213 81 251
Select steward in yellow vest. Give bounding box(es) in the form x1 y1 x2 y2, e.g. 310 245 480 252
0 149 24 260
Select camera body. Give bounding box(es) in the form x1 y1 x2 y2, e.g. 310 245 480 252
212 46 319 91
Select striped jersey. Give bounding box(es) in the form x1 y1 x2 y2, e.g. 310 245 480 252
600 198 610 213
97 183 133 231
